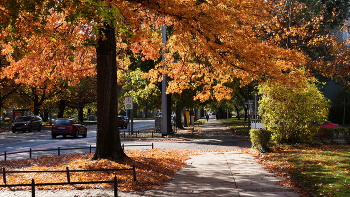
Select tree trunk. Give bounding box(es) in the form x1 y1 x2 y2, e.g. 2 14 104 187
33 92 41 116
175 106 184 129
58 100 66 118
78 103 84 122
43 109 49 122
92 23 126 161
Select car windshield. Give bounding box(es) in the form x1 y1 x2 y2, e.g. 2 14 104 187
15 117 31 122
55 119 72 125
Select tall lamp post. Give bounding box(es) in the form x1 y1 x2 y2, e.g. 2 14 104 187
161 25 169 136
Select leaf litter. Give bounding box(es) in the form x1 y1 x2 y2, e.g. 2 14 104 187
0 148 237 192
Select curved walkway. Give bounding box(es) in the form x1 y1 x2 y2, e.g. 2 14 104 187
141 119 301 197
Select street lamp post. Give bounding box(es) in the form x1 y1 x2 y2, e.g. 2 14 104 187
161 25 169 136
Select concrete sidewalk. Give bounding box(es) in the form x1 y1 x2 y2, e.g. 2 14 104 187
140 119 301 197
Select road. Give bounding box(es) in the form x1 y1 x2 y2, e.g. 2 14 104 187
0 119 155 160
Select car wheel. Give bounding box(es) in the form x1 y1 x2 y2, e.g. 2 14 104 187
83 130 87 138
38 126 42 132
73 131 78 138
12 130 16 133
63 135 67 138
28 126 32 132
52 134 56 139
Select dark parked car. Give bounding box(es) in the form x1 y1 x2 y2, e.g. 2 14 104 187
51 118 87 138
118 115 128 129
12 115 42 133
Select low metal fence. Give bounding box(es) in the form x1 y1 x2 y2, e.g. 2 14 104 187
0 143 154 161
0 165 137 197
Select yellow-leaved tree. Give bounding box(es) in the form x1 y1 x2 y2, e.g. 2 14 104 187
258 74 330 144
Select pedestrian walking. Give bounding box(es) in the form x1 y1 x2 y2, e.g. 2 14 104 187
206 114 209 121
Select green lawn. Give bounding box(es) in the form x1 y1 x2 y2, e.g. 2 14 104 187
219 117 250 135
220 118 350 197
263 145 350 197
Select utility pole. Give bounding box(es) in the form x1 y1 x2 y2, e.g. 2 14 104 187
161 25 169 136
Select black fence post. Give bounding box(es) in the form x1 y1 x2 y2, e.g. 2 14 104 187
31 179 35 197
4 151 6 161
2 167 6 185
89 145 92 153
113 176 118 197
30 148 32 159
151 143 154 149
58 147 61 156
66 167 70 183
133 164 136 182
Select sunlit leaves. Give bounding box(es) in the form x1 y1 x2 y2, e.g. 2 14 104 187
0 149 190 191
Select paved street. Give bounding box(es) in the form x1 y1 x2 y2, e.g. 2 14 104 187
0 120 155 160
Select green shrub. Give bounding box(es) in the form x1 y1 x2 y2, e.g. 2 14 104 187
258 79 330 145
250 129 271 152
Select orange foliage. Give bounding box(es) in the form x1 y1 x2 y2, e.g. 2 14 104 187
1 12 96 90
0 0 320 102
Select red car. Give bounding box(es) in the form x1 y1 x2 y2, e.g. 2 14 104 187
318 121 339 135
51 118 87 138
319 121 339 128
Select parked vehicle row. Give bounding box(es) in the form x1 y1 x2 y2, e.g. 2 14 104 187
12 115 42 133
10 114 130 138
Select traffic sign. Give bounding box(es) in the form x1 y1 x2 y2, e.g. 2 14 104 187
125 97 133 109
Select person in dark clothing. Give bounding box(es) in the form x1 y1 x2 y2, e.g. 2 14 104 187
206 114 209 121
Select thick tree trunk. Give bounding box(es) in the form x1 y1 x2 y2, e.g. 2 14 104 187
92 23 126 161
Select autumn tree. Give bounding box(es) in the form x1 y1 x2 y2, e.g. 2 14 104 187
2 0 341 161
1 11 96 115
264 0 350 83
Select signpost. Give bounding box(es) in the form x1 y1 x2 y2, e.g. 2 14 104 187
124 97 133 110
124 97 133 134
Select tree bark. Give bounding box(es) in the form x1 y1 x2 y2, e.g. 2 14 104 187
92 23 126 161
58 100 66 118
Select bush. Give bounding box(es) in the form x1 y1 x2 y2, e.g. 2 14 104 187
258 79 330 145
250 129 271 152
